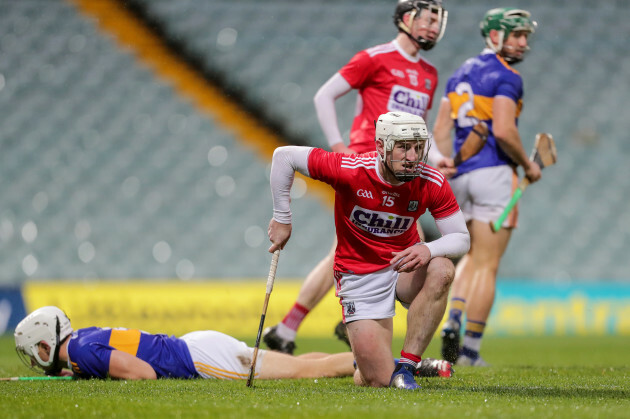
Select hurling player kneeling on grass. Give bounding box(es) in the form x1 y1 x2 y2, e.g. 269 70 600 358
267 111 469 389
14 306 356 380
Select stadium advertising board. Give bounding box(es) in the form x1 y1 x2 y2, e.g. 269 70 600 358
5 280 629 337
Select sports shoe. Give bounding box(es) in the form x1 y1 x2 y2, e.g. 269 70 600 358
389 363 421 390
415 358 454 378
440 321 460 364
262 325 296 355
456 354 489 367
333 320 351 348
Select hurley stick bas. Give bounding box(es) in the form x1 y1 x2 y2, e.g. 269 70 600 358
490 133 557 232
246 249 280 388
453 120 489 167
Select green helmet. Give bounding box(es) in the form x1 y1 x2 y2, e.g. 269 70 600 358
480 8 536 62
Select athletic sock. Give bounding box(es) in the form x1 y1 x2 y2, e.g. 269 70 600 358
461 319 485 359
399 350 422 369
274 322 297 341
277 302 310 340
446 297 466 330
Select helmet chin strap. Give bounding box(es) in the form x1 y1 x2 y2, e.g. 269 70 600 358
501 46 526 64
403 30 435 51
44 317 62 376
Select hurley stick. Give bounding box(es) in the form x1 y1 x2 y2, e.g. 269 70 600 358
453 121 489 166
490 133 557 232
0 376 74 381
246 249 280 388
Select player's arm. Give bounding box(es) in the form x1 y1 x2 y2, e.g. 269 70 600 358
268 146 314 252
391 211 469 273
313 73 354 154
432 97 454 157
108 350 157 380
425 211 470 259
429 98 456 177
493 96 541 183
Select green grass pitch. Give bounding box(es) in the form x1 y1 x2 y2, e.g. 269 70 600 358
1 334 628 418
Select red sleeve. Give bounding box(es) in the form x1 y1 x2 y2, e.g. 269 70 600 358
428 179 460 220
338 50 374 89
307 148 343 187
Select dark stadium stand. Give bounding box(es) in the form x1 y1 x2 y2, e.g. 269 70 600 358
0 0 627 282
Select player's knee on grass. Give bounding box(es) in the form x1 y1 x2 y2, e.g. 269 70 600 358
352 347 395 388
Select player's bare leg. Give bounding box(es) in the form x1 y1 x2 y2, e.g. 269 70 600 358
397 257 455 356
346 318 395 387
258 350 355 379
457 219 511 366
440 222 477 363
385 258 454 388
450 252 476 303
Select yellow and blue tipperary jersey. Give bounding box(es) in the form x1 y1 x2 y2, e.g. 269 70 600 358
445 49 524 177
67 327 198 379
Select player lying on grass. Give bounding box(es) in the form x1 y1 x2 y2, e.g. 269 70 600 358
14 306 356 380
14 306 452 381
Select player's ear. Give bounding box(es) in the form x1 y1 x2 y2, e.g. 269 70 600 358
489 29 501 44
375 139 385 158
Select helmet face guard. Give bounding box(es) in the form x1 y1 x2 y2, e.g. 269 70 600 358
386 137 430 182
480 8 536 63
376 112 430 182
394 0 448 51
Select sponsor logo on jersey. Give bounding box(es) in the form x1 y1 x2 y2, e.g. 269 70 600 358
350 205 414 237
357 189 375 199
388 85 429 118
408 201 419 211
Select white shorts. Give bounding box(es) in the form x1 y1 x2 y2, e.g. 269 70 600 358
180 330 265 380
335 265 399 323
450 165 518 228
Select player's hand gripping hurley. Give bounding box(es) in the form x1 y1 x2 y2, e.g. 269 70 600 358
490 133 557 232
246 249 280 388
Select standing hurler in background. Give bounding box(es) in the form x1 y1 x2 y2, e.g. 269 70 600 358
432 7 541 366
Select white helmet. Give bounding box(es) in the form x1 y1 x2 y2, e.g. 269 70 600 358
14 306 73 372
376 111 430 181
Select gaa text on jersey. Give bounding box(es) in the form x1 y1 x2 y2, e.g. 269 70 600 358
356 189 375 199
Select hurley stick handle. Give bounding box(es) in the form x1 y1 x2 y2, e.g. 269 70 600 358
490 177 530 232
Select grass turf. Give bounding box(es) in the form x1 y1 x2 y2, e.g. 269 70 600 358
1 334 628 418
